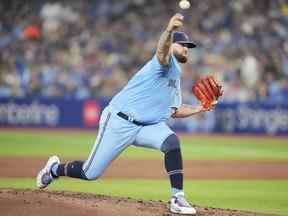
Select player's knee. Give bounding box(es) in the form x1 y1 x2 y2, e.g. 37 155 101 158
84 168 105 180
84 175 97 181
161 134 180 153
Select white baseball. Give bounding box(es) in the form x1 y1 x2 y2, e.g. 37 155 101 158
179 0 190 10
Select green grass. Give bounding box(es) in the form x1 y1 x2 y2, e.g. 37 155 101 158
0 130 287 160
1 178 287 215
0 130 288 215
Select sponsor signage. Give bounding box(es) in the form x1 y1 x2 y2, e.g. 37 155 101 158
0 98 103 128
83 100 101 127
214 102 288 135
0 98 287 135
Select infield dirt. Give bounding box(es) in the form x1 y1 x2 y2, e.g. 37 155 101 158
0 189 276 216
1 156 286 215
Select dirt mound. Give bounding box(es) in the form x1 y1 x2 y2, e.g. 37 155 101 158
0 189 275 216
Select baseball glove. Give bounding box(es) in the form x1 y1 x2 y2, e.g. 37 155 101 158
192 75 223 110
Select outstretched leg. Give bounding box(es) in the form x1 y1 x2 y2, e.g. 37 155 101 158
36 107 140 189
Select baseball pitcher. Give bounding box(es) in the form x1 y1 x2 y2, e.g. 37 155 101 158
37 13 222 215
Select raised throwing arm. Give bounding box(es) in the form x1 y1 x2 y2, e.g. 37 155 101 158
156 14 184 66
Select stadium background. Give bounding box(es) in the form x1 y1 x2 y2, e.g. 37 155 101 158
0 0 288 215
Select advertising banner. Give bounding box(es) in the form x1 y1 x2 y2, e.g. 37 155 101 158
1 98 287 135
0 98 107 128
214 102 288 135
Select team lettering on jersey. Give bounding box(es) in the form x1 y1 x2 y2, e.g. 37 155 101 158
168 79 177 88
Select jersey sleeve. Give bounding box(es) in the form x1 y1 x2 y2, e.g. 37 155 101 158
150 53 174 73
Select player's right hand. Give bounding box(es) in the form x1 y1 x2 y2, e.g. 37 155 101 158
166 13 184 32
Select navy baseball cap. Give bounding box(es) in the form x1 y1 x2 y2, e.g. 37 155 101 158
173 31 197 48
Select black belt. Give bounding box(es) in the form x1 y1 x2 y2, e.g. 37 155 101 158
117 112 147 126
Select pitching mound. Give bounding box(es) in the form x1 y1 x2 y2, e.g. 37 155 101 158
0 189 274 216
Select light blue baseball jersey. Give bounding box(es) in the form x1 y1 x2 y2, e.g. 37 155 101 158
83 53 182 179
109 54 182 124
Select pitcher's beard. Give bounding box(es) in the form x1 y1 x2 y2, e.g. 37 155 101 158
175 54 187 63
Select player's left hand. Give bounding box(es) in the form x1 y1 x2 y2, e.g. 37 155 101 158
192 76 223 111
200 100 218 112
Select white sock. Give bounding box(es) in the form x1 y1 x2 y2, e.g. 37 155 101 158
172 188 184 196
51 163 59 176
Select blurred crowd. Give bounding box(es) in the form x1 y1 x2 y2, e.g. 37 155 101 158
0 0 288 104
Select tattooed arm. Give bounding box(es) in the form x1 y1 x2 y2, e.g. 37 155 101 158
156 14 184 66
